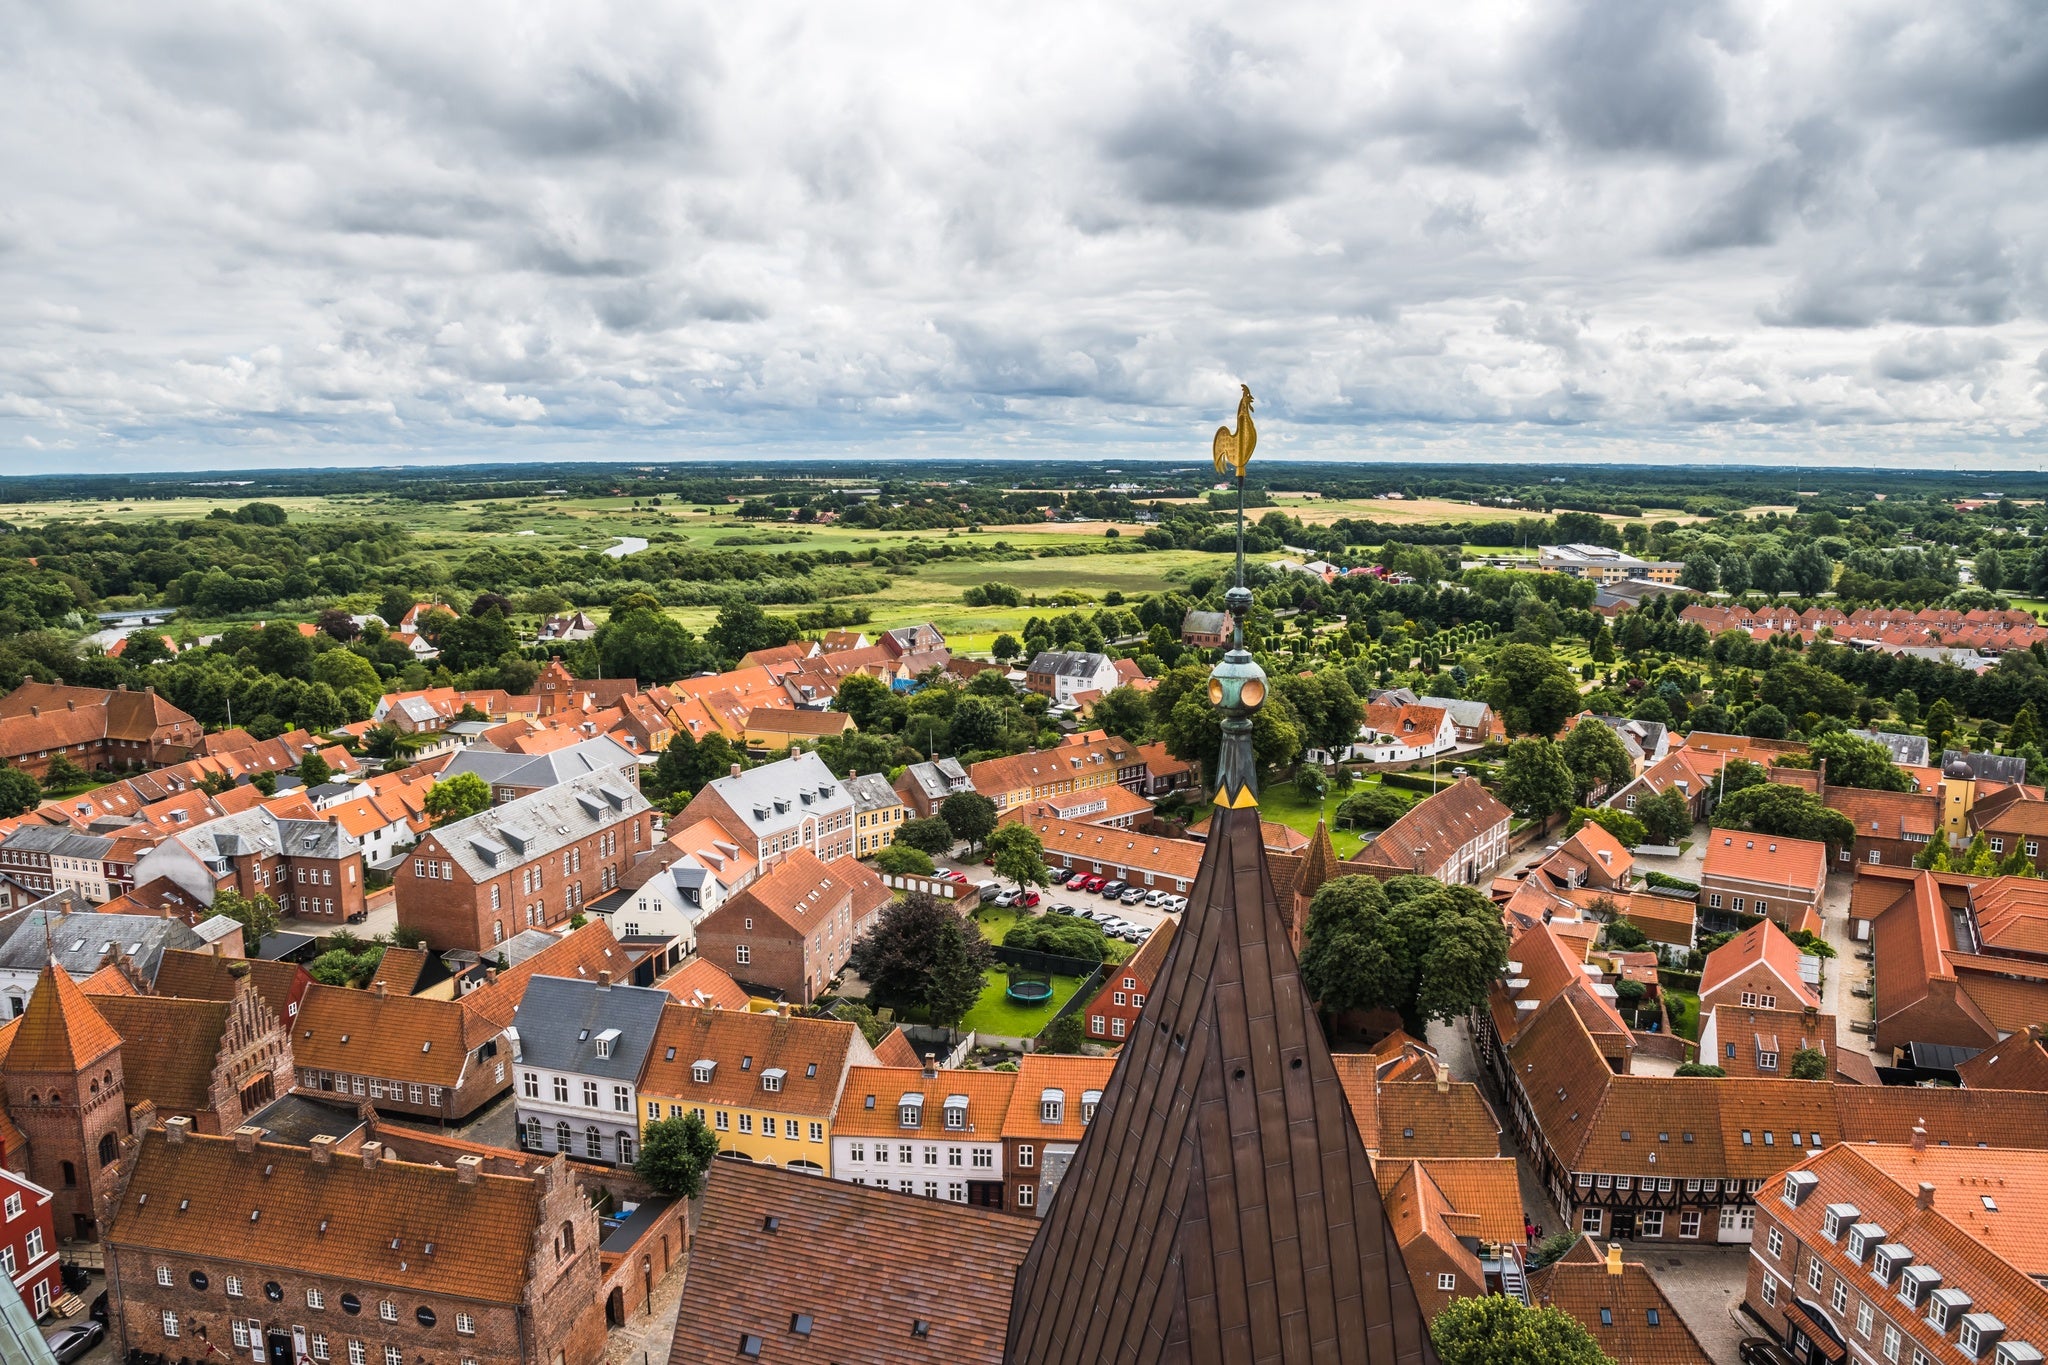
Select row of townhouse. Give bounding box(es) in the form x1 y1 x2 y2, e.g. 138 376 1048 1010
1476 916 2048 1250
135 804 370 924
0 681 201 779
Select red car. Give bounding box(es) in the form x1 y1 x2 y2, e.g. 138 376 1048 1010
1015 890 1041 908
1081 874 1107 893
1065 872 1092 890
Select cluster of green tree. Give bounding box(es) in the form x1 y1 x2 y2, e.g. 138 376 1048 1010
822 670 1057 779
1002 915 1110 964
1297 875 1511 1033
845 893 996 1029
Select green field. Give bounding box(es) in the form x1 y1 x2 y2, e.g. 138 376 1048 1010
1250 780 1370 858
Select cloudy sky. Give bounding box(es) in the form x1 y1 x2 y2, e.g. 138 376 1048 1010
2 1 2046 472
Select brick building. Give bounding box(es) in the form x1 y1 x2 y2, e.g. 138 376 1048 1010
0 1169 60 1320
1701 831 1829 935
1827 783 1940 869
0 681 200 779
1527 1238 1712 1364
692 849 890 1004
0 966 131 1242
103 1121 605 1365
0 827 143 904
1698 920 1822 1014
88 972 295 1136
1006 817 1204 896
1001 1054 1115 1217
395 770 652 951
893 757 973 819
1855 867 2048 1053
135 806 369 925
292 980 510 1122
672 752 854 872
1748 1139 2048 1365
1082 919 1174 1044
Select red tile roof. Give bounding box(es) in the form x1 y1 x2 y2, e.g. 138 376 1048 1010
1698 920 1820 1010
1354 777 1512 876
660 958 750 1011
1527 1237 1712 1365
2 964 123 1073
1701 830 1828 893
670 1159 1035 1365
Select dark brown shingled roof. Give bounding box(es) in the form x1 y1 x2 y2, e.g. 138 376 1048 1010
90 995 231 1114
668 1159 1035 1365
1004 800 1435 1365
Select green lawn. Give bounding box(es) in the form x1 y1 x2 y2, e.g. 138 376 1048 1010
1664 989 1700 1043
1254 779 1375 857
959 968 1087 1038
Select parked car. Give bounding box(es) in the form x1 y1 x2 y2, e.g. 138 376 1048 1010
1119 886 1147 905
42 1322 106 1365
1100 917 1132 934
1065 871 1092 890
1452 766 1468 777
1048 903 1075 916
1048 867 1073 885
973 882 998 900
1014 890 1041 908
1166 895 1189 912
1081 874 1107 893
88 1292 107 1324
1099 880 1127 898
1133 926 1154 942
993 888 1020 907
1142 890 1167 907
938 869 969 883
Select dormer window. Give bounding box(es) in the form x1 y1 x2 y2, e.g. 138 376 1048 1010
1929 1287 1972 1332
1082 1090 1102 1126
1961 1314 2005 1360
1041 1088 1065 1124
691 1060 716 1084
593 1028 619 1060
899 1094 924 1128
761 1069 785 1094
943 1097 968 1131
1847 1223 1884 1263
1822 1204 1858 1240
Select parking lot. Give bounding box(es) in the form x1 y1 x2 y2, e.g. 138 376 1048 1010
929 853 1181 944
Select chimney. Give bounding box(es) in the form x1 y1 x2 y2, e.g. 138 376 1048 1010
233 1125 261 1153
1918 1181 1936 1211
484 967 498 985
27 706 37 718
922 1053 938 1080
164 1116 191 1144
309 1134 335 1165
361 1141 383 1170
1605 1244 1622 1277
598 970 612 988
455 1154 483 1185
1911 1123 1928 1152
731 763 743 780
371 981 386 999
65 698 74 712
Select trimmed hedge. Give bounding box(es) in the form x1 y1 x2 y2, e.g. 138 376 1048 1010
1644 871 1700 893
1657 968 1704 992
1381 772 1458 795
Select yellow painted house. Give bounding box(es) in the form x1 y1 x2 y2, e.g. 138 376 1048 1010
844 772 909 856
740 707 856 754
637 1002 872 1175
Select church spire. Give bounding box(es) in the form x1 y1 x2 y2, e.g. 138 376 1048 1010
1003 396 1433 1365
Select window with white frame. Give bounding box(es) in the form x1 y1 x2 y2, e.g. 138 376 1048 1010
225 1275 242 1298
379 1300 397 1323
1640 1211 1663 1237
1884 1324 1901 1362
348 1343 366 1365
1857 1301 1873 1338
1018 1185 1035 1208
1767 1227 1783 1257
1580 1208 1603 1234
1679 1211 1701 1239
162 1312 179 1338
307 1288 324 1308
1761 1276 1777 1307
1437 1273 1456 1291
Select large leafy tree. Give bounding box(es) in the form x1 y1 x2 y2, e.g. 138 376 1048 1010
1299 876 1507 1027
872 844 935 876
1802 731 1912 792
1498 737 1576 822
595 606 716 685
947 696 1007 753
647 730 747 802
1710 782 1856 853
832 673 902 733
1088 685 1154 742
1633 786 1693 846
1431 1294 1615 1365
1559 720 1634 804
425 772 492 825
1484 644 1582 738
894 816 956 856
635 1112 721 1198
210 889 280 951
705 602 794 666
1336 787 1411 831
847 892 995 1028
940 791 997 853
987 823 1050 893
1271 670 1364 754
0 766 39 819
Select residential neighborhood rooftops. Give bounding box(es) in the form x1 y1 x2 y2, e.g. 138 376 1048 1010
1356 777 1512 875
426 770 647 883
438 734 639 791
833 1064 1019 1140
1699 920 1822 1010
1527 1237 1712 1365
1701 830 1829 892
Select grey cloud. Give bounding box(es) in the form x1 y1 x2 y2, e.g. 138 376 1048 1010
1858 4 2048 146
1872 332 2010 382
1533 0 1743 157
1761 229 2025 328
1670 117 1857 252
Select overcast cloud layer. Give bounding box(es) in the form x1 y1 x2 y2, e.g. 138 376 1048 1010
3 0 2048 472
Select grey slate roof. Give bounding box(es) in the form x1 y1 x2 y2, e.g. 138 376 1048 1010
1181 608 1228 635
434 770 648 882
1417 695 1496 731
275 817 350 860
511 974 667 1080
841 772 903 815
439 735 640 792
497 929 568 966
1943 749 2029 785
0 905 205 982
1851 730 1931 769
174 804 365 866
0 826 115 860
1026 650 1112 680
698 752 849 839
899 758 970 803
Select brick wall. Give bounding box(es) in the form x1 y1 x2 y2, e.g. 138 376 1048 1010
396 812 652 952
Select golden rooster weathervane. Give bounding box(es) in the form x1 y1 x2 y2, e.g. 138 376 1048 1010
1212 384 1257 478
